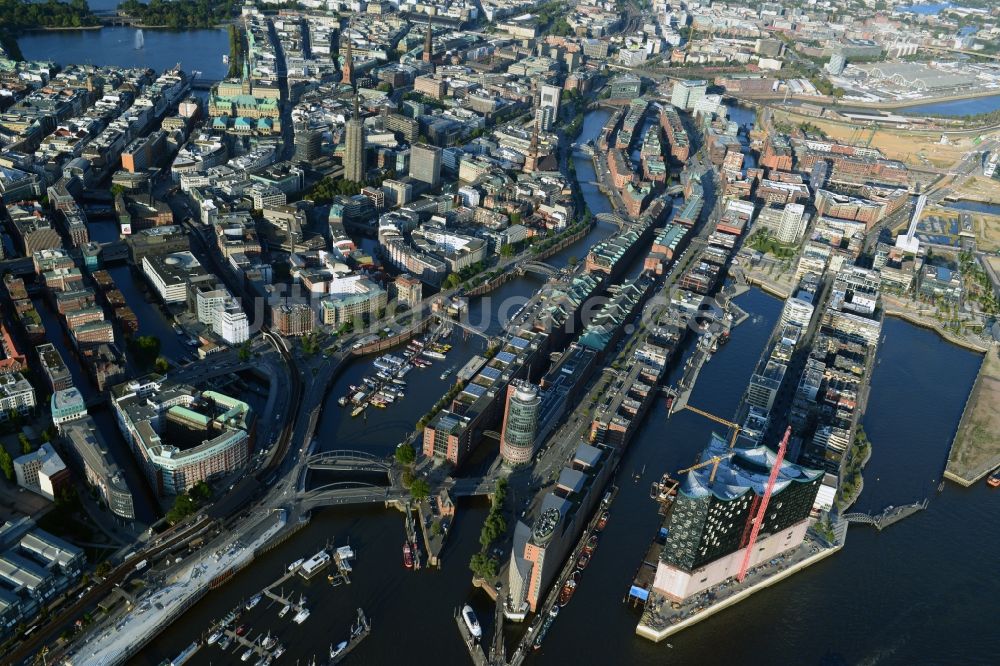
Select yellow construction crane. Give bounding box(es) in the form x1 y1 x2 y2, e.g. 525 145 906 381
682 404 741 448
677 452 736 484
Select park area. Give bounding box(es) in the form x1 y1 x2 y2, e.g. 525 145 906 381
945 347 1000 486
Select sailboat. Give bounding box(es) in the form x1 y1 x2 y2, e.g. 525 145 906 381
134 29 145 50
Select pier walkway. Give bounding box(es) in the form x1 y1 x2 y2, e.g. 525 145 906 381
842 499 929 531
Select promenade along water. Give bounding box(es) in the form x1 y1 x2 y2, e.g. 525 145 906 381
132 109 998 665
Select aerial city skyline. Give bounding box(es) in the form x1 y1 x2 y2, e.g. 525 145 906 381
0 0 997 664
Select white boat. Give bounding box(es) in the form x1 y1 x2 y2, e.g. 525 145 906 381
241 646 255 662
273 645 286 659
422 350 446 360
278 604 290 618
245 593 262 610
299 550 331 577
396 365 411 377
293 607 311 624
287 558 304 572
262 632 277 650
461 604 482 639
207 630 222 645
330 641 348 659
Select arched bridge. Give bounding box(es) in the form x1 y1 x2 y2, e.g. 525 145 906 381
843 499 929 531
518 261 559 279
305 450 392 473
297 481 408 511
596 212 630 229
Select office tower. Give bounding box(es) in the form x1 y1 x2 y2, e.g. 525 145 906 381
410 142 442 188
499 381 541 466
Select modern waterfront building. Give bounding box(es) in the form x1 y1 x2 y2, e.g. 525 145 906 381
141 251 207 304
780 296 815 329
112 375 254 496
62 416 135 520
499 381 541 466
51 387 87 433
652 433 823 602
508 442 614 615
13 444 70 502
671 79 707 111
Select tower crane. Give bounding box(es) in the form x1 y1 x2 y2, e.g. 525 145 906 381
681 404 742 448
676 451 736 484
736 426 791 583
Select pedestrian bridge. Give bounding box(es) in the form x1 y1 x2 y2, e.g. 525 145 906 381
596 212 630 229
305 449 392 474
518 261 560 279
843 499 929 531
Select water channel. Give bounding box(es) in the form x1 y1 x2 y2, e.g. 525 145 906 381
131 106 997 665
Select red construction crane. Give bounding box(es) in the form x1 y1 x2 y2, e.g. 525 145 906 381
736 426 790 583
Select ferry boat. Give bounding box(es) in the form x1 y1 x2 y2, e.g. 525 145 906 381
461 604 482 639
988 470 1000 488
207 630 222 645
245 593 262 610
330 641 348 659
422 350 446 360
278 604 290 618
558 571 580 607
403 542 413 568
293 607 311 624
576 551 590 569
596 511 609 531
351 405 366 418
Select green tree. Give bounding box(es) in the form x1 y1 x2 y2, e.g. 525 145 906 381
395 443 415 466
410 478 430 501
95 561 112 577
0 447 13 481
153 356 170 373
130 335 161 370
109 184 126 198
238 342 251 362
19 433 32 455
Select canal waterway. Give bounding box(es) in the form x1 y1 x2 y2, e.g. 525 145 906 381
133 106 997 666
17 25 229 81
899 93 1000 117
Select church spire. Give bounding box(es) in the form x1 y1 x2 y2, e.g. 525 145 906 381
341 21 354 85
422 13 433 64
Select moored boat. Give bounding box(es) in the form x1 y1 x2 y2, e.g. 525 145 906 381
988 470 1000 488
245 593 262 610
461 604 482 639
576 551 590 569
351 405 365 417
207 630 222 645
330 640 348 659
403 542 413 568
293 607 311 624
596 511 609 531
558 571 580 607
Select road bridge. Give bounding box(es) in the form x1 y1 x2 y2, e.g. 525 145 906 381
296 482 408 511
843 499 929 531
305 449 392 474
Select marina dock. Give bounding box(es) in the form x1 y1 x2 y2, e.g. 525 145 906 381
454 607 489 666
328 608 371 664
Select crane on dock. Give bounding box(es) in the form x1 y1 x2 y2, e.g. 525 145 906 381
736 426 790 583
681 404 741 448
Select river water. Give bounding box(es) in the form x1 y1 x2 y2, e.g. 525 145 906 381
122 105 999 666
